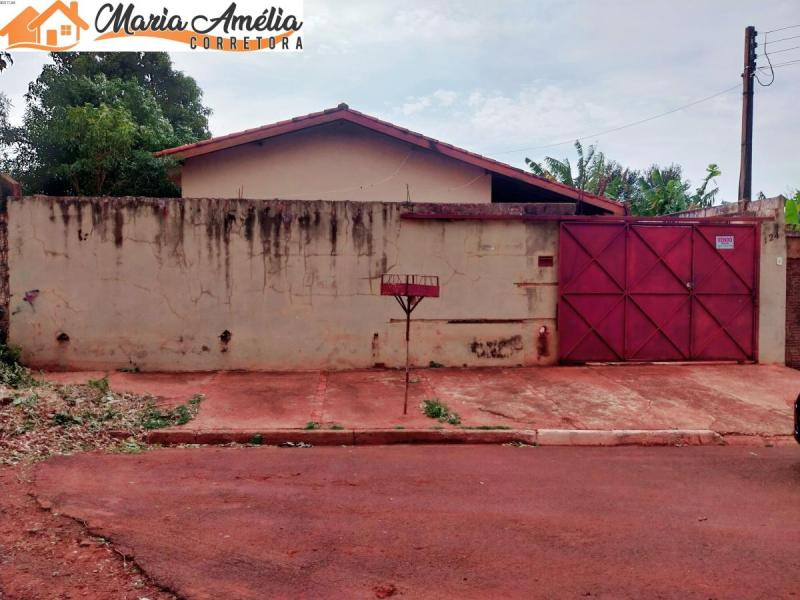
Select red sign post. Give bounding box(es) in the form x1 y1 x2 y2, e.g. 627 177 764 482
380 274 440 414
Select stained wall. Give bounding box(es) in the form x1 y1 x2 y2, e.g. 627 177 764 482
8 196 560 370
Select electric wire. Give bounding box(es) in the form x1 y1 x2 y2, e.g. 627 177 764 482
762 34 800 45
756 31 776 86
758 58 800 69
758 44 800 56
763 24 800 34
486 30 800 155
491 84 740 154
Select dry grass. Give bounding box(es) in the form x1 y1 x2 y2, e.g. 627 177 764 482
0 357 203 465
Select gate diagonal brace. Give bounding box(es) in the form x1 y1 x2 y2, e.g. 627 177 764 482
561 294 625 361
628 226 691 291
692 294 752 358
693 227 755 292
562 225 626 292
626 294 690 359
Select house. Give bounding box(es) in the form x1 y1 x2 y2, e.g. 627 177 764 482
0 1 88 49
157 104 625 215
0 6 39 46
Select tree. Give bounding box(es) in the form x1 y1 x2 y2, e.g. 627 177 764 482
0 93 15 173
526 142 721 215
0 52 11 73
526 141 639 203
11 52 211 196
785 189 800 227
45 53 211 140
630 163 721 215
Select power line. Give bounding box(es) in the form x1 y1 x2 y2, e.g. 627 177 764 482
758 44 800 56
764 34 800 44
758 58 800 69
491 84 740 155
486 37 800 156
763 24 800 34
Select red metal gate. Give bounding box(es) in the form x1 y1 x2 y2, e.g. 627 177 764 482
558 221 759 363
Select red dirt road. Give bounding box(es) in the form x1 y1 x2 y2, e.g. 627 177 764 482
33 446 800 599
0 467 175 600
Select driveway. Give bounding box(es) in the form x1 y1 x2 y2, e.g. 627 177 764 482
35 445 800 599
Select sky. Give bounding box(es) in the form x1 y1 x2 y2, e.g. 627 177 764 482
2 0 799 202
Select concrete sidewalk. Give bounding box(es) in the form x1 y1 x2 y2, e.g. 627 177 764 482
43 364 800 446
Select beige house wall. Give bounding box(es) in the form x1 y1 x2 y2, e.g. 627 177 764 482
8 196 558 371
180 122 492 204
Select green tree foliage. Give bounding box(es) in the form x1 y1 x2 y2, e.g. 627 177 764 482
0 52 12 73
9 52 211 196
526 141 639 202
0 93 16 175
526 141 720 215
785 190 800 227
48 53 210 140
632 163 721 215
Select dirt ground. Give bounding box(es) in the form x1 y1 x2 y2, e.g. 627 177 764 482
0 466 175 600
29 445 800 599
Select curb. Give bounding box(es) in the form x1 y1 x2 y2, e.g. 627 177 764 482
536 429 722 447
138 428 539 446
102 428 794 447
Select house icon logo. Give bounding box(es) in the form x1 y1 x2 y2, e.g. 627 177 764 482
0 1 88 50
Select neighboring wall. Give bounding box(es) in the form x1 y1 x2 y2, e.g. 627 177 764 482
675 198 787 364
8 196 561 371
786 232 800 368
180 122 492 204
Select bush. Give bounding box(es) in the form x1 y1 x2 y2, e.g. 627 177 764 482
0 344 37 388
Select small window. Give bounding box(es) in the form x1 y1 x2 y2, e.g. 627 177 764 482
538 255 554 268
60 24 71 35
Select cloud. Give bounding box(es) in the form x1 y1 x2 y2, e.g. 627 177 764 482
401 96 431 115
432 90 458 106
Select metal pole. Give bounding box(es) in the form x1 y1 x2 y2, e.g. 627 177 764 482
738 25 756 203
403 299 411 414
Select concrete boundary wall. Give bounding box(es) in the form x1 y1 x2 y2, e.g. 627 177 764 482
8 196 563 371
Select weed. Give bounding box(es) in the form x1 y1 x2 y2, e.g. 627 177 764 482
428 360 444 368
117 364 140 373
250 433 264 445
140 407 173 430
174 405 192 425
52 412 82 426
113 439 147 454
394 426 405 430
446 412 461 425
422 398 460 426
87 375 110 395
304 421 320 430
2 375 203 465
330 424 344 430
422 399 448 419
0 344 37 388
11 393 38 409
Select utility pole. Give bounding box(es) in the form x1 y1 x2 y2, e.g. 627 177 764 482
738 25 757 203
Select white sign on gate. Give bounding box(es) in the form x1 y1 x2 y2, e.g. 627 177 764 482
715 235 735 250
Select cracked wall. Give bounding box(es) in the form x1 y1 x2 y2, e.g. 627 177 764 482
8 196 558 370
